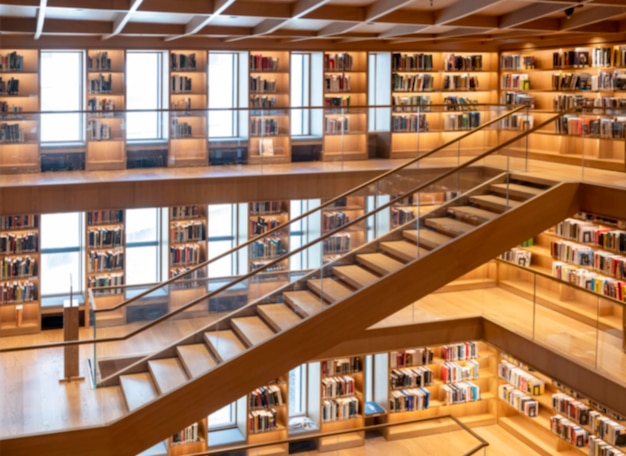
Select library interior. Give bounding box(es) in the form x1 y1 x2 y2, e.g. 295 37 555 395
2 1 626 455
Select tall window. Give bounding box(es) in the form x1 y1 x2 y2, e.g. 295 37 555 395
40 51 83 143
289 199 321 271
291 52 323 137
41 213 83 300
125 208 162 285
126 52 165 141
208 53 239 138
368 52 391 132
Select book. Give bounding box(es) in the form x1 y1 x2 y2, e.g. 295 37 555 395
260 138 274 156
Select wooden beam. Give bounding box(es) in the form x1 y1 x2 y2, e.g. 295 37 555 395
34 0 47 40
365 0 416 22
102 0 143 40
436 0 504 25
499 2 577 29
165 0 236 42
559 5 626 30
378 24 429 39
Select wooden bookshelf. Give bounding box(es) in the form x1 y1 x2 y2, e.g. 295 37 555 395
248 201 289 274
168 419 208 456
169 50 208 168
85 49 126 171
0 214 40 336
322 52 368 162
247 378 289 455
248 51 291 164
168 205 207 317
0 49 40 174
86 209 126 327
321 196 365 264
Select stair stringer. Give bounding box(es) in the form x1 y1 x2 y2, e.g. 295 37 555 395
0 182 581 456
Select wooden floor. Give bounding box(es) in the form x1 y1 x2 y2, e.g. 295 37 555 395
0 156 624 451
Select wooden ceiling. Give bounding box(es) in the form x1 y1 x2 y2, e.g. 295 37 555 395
1 0 626 51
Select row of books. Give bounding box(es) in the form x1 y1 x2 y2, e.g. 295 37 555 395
321 357 362 376
171 52 197 71
1 256 36 279
0 280 36 303
443 96 478 111
249 384 284 409
441 360 479 384
0 101 22 113
325 116 349 134
88 52 113 71
324 95 351 108
88 74 113 94
553 46 626 69
551 414 589 448
392 73 434 92
392 95 432 112
88 227 123 248
498 384 539 418
321 396 359 422
498 360 545 396
555 218 626 253
499 247 532 267
593 71 626 91
555 115 626 139
440 381 480 404
86 119 112 141
389 366 433 389
389 387 430 412
250 216 282 235
501 74 530 90
250 117 280 136
552 94 626 111
441 342 478 361
0 214 37 230
442 74 479 91
553 49 592 69
88 272 124 295
324 53 354 72
171 206 201 220
500 113 534 131
87 250 124 273
170 119 192 138
590 412 626 447
249 76 276 93
0 233 38 254
0 123 24 143
170 266 205 282
391 53 434 71
443 112 481 131
589 436 626 456
390 347 433 368
250 55 280 72
87 210 123 225
551 262 625 301
171 97 192 111
552 393 591 425
171 221 205 243
171 75 192 93
322 233 351 254
550 240 626 280
322 211 350 232
170 244 202 266
444 54 483 71
321 375 356 399
87 97 115 112
171 423 199 445
391 207 415 226
250 201 283 215
248 409 278 433
391 113 428 132
324 74 351 93
0 52 25 72
0 77 20 95
250 237 284 260
500 54 536 70
250 95 277 108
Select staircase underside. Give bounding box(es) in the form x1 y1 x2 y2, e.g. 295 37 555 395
0 181 597 456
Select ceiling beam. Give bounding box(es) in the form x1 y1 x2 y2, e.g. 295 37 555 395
165 0 236 42
436 0 504 25
378 24 429 39
102 0 143 40
560 5 626 30
34 0 47 40
500 2 577 28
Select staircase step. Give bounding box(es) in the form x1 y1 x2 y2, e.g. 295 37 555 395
447 205 499 225
403 229 452 250
204 329 247 363
176 344 217 378
147 358 188 395
119 373 158 411
332 264 380 289
307 278 353 303
357 252 405 275
257 303 302 332
380 240 429 262
283 290 328 317
490 182 543 199
469 194 522 213
231 315 275 346
424 217 475 237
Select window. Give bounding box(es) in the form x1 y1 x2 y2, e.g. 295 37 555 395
289 199 322 271
41 213 83 300
40 51 83 143
208 403 236 429
368 52 391 132
289 364 307 416
209 52 241 138
126 51 166 141
125 208 162 285
291 52 323 137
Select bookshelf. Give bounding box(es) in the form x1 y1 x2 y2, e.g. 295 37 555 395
86 209 125 327
169 51 208 167
168 205 207 317
85 49 126 171
168 419 207 456
499 44 626 171
321 196 366 264
388 51 498 160
248 201 289 274
248 51 291 164
0 49 40 174
0 214 40 336
323 52 368 162
247 378 289 455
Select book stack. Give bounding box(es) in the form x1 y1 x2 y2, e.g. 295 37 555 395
441 342 478 361
0 233 38 253
88 227 123 248
441 382 480 404
250 237 284 259
171 221 205 243
323 233 351 254
321 397 359 421
444 53 482 71
321 376 356 398
440 360 479 384
550 414 588 447
171 75 192 93
87 210 124 225
248 409 278 433
87 250 124 273
249 385 284 409
250 54 280 72
498 360 545 396
88 273 124 295
321 357 361 376
499 384 539 417
171 423 199 445
2 256 36 279
324 53 353 71
390 347 433 368
171 52 196 71
390 366 433 389
249 76 276 93
389 388 430 412
170 244 202 265
392 53 433 71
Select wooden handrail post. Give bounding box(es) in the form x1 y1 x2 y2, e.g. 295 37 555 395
59 295 85 383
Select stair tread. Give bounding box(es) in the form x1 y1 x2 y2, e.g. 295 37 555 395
356 252 405 275
403 229 452 249
469 194 522 212
119 372 158 411
147 358 188 394
380 240 429 262
176 344 217 378
490 182 543 198
231 315 275 346
204 329 247 362
307 278 353 303
424 217 475 236
447 205 499 224
257 303 302 332
283 290 327 317
332 264 379 288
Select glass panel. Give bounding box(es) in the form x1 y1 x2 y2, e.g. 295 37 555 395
126 51 163 140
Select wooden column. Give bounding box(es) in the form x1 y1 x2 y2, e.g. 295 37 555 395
60 298 84 383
